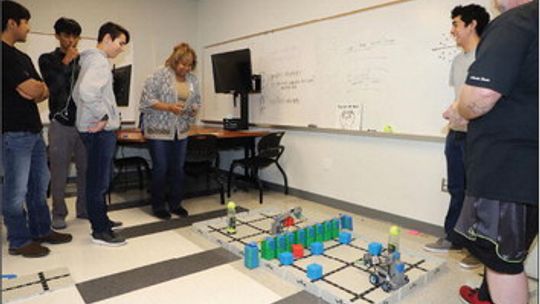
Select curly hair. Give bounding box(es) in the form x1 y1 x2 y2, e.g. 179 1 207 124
451 4 490 36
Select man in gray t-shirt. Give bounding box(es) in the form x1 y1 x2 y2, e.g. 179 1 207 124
449 50 475 105
424 4 489 271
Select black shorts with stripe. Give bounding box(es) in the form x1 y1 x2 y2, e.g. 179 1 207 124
453 196 538 274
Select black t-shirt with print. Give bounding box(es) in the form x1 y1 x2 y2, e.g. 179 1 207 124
465 1 538 205
2 41 43 133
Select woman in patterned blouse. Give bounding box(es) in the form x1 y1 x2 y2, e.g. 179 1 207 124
139 43 201 220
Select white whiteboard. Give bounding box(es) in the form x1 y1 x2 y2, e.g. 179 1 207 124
202 0 489 137
16 32 136 123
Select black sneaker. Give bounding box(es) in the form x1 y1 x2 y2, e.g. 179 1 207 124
109 220 123 231
91 231 127 247
153 210 171 220
171 206 189 217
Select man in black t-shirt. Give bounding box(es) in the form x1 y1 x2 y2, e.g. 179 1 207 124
2 0 72 258
446 1 538 303
39 17 87 230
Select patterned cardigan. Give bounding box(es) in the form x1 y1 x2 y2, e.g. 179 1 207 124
139 67 201 140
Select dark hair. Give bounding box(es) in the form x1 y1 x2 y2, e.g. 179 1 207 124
451 4 490 36
54 17 81 36
97 22 130 44
2 0 31 32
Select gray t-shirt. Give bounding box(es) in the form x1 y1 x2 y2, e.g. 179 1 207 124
448 49 476 102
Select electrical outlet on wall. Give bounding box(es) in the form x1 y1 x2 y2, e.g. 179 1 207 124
441 178 448 192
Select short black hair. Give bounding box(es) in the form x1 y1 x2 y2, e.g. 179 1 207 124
54 17 81 36
97 22 130 44
451 4 490 36
2 0 31 32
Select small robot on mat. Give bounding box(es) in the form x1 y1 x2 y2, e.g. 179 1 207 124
360 241 409 292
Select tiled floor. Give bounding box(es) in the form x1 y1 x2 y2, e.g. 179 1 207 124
2 189 538 303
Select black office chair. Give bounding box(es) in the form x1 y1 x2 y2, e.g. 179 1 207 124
108 156 150 204
184 134 226 205
111 114 150 193
112 156 151 191
227 131 288 204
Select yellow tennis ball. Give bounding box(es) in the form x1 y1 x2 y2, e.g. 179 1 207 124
389 225 400 236
227 201 236 209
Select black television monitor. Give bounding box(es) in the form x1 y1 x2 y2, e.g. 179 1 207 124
113 64 132 107
211 49 252 93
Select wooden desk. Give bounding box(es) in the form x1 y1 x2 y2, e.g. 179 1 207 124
116 126 269 143
116 126 270 177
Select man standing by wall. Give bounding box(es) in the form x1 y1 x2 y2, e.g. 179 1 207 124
39 17 87 230
425 4 489 271
2 0 72 258
73 22 130 246
447 0 538 303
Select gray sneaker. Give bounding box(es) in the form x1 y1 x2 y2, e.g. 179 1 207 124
459 254 481 269
51 216 67 230
91 231 127 247
423 238 461 253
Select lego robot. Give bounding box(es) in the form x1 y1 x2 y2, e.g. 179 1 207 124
361 242 409 292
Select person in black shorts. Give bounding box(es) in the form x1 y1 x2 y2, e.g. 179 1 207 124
446 1 538 303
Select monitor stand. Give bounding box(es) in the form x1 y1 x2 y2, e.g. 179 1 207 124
239 91 249 130
223 92 249 130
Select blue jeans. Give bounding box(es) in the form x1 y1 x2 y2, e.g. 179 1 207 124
444 130 466 241
148 138 188 212
2 132 51 249
80 131 116 233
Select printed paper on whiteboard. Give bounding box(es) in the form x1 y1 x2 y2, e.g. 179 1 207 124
336 104 362 130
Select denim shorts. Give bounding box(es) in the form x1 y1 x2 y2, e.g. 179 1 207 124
454 196 538 274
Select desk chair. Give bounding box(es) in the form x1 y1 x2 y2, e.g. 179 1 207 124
227 131 288 204
112 156 151 191
107 156 150 205
111 116 150 193
185 134 225 205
